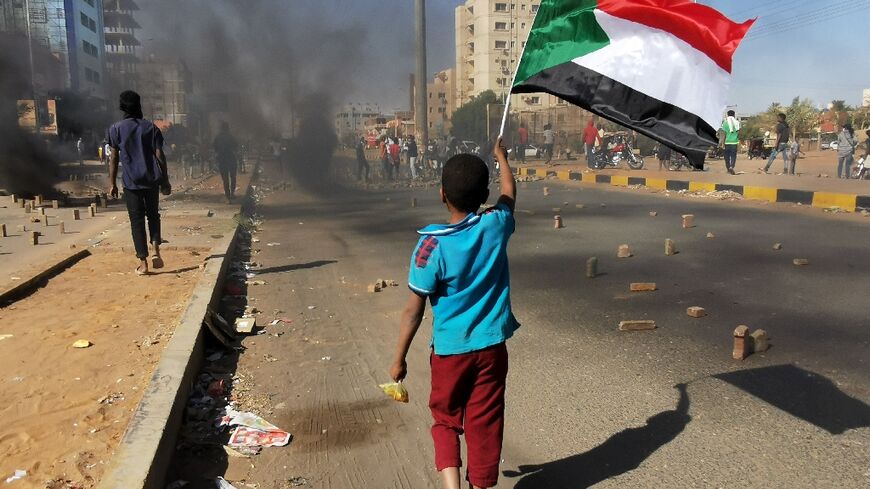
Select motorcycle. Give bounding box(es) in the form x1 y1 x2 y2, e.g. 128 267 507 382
668 152 694 171
707 146 725 160
851 157 869 180
591 135 644 170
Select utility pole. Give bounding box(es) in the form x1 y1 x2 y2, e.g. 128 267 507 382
24 0 38 125
415 0 429 151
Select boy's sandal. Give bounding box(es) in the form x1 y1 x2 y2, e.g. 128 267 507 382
151 255 165 270
136 263 148 276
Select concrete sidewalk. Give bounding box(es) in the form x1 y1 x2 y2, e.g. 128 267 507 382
515 153 870 212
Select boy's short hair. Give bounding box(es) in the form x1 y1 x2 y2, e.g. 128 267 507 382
442 154 490 213
727 110 735 117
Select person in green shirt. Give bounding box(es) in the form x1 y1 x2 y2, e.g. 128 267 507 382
720 110 740 175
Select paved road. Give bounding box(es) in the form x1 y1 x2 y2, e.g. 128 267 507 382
171 162 870 488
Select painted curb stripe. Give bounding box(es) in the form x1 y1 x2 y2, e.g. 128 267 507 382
812 192 857 210
514 167 860 211
688 181 716 192
666 180 690 191
610 175 629 186
777 189 814 206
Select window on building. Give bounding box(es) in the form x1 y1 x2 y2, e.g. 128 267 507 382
438 92 446 99
495 40 507 49
521 22 526 29
80 12 96 32
495 22 507 31
29 6 46 23
56 8 64 19
521 4 526 10
528 96 541 105
83 40 98 57
494 3 507 12
531 4 540 12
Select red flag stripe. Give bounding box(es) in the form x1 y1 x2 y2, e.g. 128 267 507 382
598 0 754 73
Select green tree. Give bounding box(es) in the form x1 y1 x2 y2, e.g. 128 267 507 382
831 100 852 112
450 90 498 143
785 97 818 138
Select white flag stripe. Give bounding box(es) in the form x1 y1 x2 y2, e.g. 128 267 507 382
572 10 731 130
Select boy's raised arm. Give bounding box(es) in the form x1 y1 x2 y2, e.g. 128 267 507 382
494 137 516 211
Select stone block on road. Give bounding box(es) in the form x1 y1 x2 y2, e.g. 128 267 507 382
665 239 676 256
733 325 750 360
682 214 695 228
687 306 707 318
619 320 657 331
793 258 809 266
630 283 657 292
554 215 563 229
586 257 598 278
773 243 783 250
617 244 632 258
751 329 769 353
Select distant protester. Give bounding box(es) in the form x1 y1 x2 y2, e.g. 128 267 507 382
356 137 370 182
108 90 169 276
836 123 858 179
213 121 239 202
762 113 789 174
720 110 740 175
787 138 804 175
407 135 419 180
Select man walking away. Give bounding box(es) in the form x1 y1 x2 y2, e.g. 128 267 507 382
356 137 370 182
516 123 528 162
408 136 419 180
763 113 789 174
213 122 239 203
837 123 858 179
721 110 740 175
108 90 168 276
583 119 600 168
543 124 555 165
787 138 804 175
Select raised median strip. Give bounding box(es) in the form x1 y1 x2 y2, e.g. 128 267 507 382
515 167 869 212
98 165 260 489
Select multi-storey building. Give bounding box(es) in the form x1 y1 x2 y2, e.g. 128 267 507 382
863 89 870 108
138 56 192 126
103 0 140 94
334 102 383 143
0 0 107 99
426 69 457 137
455 0 590 140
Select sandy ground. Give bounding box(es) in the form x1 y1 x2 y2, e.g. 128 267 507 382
0 166 255 488
0 248 204 488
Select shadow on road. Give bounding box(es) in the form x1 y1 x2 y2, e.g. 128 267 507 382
504 383 691 488
256 259 337 275
714 364 870 435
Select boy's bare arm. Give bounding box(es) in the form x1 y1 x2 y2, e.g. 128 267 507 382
390 292 427 381
494 137 516 211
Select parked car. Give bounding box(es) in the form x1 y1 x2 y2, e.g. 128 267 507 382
459 140 480 154
507 144 542 158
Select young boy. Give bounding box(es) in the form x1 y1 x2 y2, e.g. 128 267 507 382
390 138 518 489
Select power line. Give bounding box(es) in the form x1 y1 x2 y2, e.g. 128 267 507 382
745 0 868 40
730 0 816 20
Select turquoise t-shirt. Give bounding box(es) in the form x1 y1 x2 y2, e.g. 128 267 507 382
408 203 519 355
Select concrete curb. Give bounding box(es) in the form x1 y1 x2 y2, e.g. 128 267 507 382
515 167 870 212
98 165 260 489
0 248 92 306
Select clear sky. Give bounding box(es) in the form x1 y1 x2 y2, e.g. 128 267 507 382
341 0 869 115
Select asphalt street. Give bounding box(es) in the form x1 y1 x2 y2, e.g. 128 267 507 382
171 162 870 488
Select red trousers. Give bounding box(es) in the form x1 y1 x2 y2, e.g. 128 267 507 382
429 343 508 488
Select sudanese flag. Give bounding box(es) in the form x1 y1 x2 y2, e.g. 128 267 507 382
512 0 754 168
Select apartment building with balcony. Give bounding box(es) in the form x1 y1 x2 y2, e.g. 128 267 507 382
103 0 139 94
455 0 589 139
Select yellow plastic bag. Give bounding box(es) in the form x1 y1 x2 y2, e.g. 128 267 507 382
379 381 409 403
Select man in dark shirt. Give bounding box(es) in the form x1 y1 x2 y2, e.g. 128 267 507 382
763 113 790 174
356 137 370 182
108 90 168 275
213 121 239 202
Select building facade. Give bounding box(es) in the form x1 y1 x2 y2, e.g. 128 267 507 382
138 56 192 126
103 0 140 94
334 102 383 143
426 69 456 137
863 89 870 108
454 0 589 141
0 0 107 98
